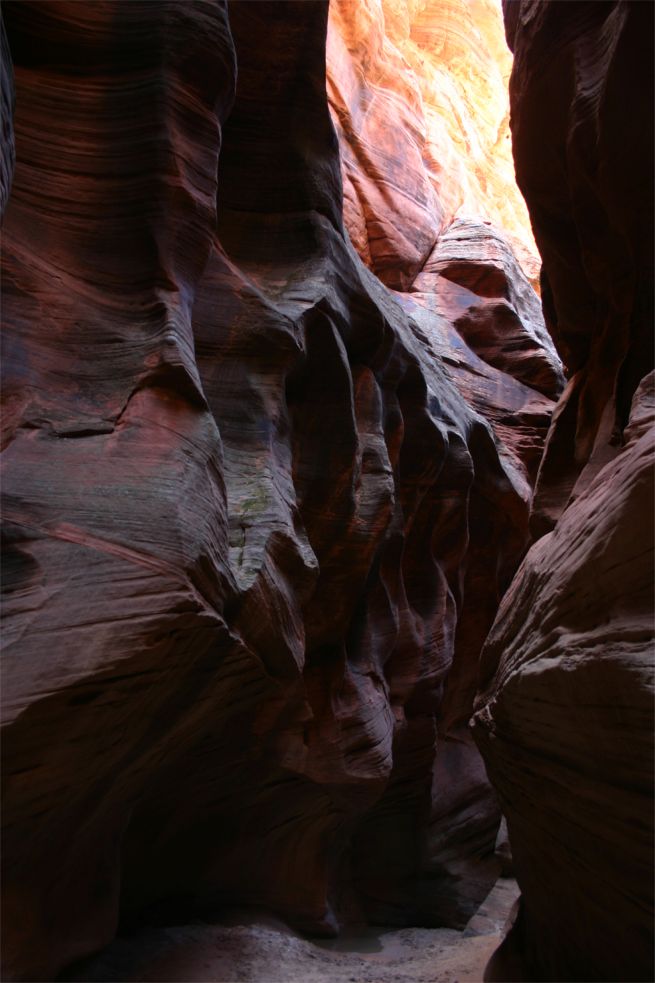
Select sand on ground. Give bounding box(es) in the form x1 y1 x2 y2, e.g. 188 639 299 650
64 918 502 983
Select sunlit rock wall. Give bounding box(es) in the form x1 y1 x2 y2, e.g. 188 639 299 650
327 0 539 289
326 0 564 495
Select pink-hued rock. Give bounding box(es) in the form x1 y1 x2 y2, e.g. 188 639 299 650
326 0 564 495
504 0 654 536
1 1 237 978
0 1 561 980
475 374 654 982
326 0 540 289
398 216 564 490
474 3 654 981
412 219 561 400
0 16 14 217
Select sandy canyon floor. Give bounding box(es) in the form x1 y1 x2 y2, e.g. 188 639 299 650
64 880 519 983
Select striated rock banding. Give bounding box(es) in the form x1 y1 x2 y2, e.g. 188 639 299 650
326 0 540 289
475 373 654 982
0 16 14 216
503 0 654 537
473 2 654 981
1 1 567 980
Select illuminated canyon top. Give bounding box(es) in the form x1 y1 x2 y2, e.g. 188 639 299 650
327 0 539 287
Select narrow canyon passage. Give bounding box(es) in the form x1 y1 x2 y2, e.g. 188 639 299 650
61 907 516 983
1 2 652 983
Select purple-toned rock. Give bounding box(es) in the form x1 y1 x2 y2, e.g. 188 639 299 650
474 3 654 980
0 1 566 980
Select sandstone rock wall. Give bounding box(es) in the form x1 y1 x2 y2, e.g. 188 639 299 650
505 0 655 537
2 2 237 978
1 1 565 980
0 16 13 215
473 3 654 980
327 0 539 288
325 0 564 487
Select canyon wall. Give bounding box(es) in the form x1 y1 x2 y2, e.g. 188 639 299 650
0 16 13 214
327 0 539 288
3 1 637 981
474 2 654 981
0 1 555 979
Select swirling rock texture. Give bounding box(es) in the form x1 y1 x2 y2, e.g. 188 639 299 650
326 0 564 481
0 16 14 214
326 0 539 288
2 3 237 980
2 1 563 982
473 2 654 981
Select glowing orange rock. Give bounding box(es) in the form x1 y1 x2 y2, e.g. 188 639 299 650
327 0 539 287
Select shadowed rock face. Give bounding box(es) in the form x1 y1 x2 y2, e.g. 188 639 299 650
474 3 654 981
0 17 13 214
2 3 237 979
1 1 562 981
503 0 655 538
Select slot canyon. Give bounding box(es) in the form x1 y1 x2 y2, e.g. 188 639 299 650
0 0 652 981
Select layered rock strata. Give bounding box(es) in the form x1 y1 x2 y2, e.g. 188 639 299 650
0 16 13 214
505 0 655 537
2 2 237 978
325 0 564 487
326 0 539 288
473 2 654 981
2 1 562 981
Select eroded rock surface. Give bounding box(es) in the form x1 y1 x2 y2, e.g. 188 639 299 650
2 1 561 981
473 3 654 981
504 0 654 537
326 0 539 288
326 0 564 489
476 375 654 982
0 16 14 215
2 2 237 978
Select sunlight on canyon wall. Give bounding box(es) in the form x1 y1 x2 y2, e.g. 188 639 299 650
327 0 538 287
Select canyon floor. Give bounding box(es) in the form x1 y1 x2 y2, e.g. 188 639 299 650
64 922 497 983
62 881 519 983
